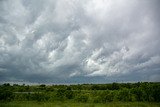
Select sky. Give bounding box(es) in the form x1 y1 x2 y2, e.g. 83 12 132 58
0 0 160 84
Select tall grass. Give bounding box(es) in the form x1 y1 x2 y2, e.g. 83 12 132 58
0 101 160 107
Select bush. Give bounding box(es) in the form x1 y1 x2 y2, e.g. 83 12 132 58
0 90 14 101
75 94 88 102
117 88 132 101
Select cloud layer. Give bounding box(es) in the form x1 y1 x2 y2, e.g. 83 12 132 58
0 0 160 83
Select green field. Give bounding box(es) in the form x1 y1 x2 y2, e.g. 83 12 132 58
0 101 160 107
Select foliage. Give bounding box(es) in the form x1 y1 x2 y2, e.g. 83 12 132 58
0 82 160 103
0 101 160 107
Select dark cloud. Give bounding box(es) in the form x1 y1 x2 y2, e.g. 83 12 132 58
0 0 160 84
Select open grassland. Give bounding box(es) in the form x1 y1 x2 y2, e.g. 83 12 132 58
0 101 160 107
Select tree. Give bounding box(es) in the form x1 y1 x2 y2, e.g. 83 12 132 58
111 83 120 90
0 89 14 101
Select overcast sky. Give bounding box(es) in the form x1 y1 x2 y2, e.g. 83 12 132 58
0 0 160 84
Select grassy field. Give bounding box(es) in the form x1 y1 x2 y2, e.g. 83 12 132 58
0 101 160 107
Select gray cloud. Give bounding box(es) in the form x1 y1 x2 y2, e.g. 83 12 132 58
0 0 160 84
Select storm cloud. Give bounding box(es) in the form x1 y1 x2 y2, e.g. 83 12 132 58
0 0 160 84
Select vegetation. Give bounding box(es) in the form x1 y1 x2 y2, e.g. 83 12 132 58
0 101 160 107
0 82 160 106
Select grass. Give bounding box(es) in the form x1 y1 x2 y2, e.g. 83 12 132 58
0 101 160 107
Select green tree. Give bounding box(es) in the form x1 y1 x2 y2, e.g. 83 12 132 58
0 89 14 101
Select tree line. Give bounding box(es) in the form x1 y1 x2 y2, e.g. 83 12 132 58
0 82 160 103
